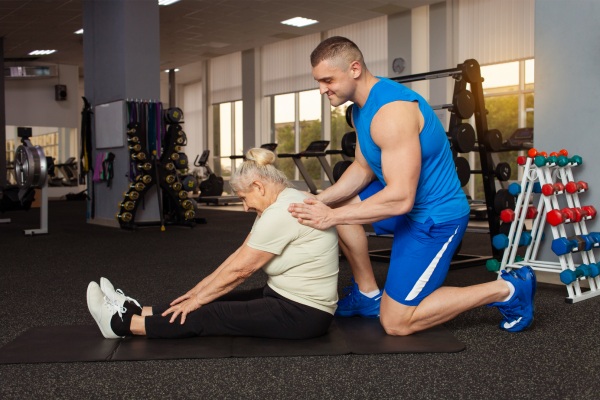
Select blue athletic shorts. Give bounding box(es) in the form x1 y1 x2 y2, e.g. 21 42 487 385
359 180 469 306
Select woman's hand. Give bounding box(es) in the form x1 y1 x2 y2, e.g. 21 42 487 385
162 294 202 324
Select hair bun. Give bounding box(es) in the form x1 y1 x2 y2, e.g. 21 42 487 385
245 148 276 166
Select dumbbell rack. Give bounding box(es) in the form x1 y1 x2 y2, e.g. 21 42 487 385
116 107 199 230
488 149 600 303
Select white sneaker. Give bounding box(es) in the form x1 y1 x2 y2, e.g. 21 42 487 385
100 277 142 313
86 281 125 339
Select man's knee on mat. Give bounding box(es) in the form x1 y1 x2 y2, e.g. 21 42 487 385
379 297 418 337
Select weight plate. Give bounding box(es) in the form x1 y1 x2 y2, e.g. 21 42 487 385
484 129 503 152
454 156 470 187
453 90 475 120
494 189 516 215
450 123 476 153
165 107 184 124
495 162 512 181
333 160 353 182
345 104 354 128
341 131 356 158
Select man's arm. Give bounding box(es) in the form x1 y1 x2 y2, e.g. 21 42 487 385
289 100 422 229
316 139 375 206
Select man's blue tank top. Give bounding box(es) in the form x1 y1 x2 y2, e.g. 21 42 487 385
352 77 469 224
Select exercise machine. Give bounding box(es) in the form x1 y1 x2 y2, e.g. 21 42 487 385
195 150 239 206
278 140 336 194
1 127 49 235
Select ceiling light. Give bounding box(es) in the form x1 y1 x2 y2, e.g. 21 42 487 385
29 50 56 56
164 69 180 72
74 29 84 35
281 17 318 28
158 0 180 5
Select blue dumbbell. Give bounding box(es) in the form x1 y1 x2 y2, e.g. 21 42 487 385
552 237 582 255
532 182 542 193
492 234 509 250
587 232 600 247
581 235 595 251
508 182 521 196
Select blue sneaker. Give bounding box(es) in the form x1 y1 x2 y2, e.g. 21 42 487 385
335 278 382 318
489 266 537 332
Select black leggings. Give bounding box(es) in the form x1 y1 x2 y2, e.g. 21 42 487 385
145 286 333 340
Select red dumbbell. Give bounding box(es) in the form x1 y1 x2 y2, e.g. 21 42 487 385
517 156 527 166
565 181 588 194
547 208 576 226
542 182 565 196
582 205 597 220
572 208 584 223
528 148 538 158
500 209 515 223
526 206 538 219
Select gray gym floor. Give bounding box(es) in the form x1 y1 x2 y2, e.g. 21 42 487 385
0 200 597 399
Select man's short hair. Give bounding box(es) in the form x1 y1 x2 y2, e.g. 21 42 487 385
310 36 365 69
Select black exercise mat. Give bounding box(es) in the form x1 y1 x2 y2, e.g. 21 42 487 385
0 318 465 364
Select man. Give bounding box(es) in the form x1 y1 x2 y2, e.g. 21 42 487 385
288 36 536 336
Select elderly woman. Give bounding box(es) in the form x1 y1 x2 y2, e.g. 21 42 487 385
87 148 339 340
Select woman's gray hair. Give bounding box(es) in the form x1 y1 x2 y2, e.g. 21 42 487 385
229 148 291 192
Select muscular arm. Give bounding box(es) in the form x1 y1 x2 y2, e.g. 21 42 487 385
317 139 375 206
289 100 422 228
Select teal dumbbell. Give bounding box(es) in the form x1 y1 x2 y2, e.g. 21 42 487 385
570 155 583 166
534 155 547 167
589 264 600 278
557 155 569 167
560 267 585 285
520 232 532 246
486 259 501 272
493 232 532 250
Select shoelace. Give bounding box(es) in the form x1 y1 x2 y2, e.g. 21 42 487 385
103 296 127 321
115 288 141 308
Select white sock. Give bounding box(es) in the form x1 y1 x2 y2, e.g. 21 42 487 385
360 289 381 298
503 281 515 302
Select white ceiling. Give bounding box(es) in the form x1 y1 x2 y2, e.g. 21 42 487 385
1 0 439 81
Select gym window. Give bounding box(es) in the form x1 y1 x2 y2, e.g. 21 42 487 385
271 89 323 184
212 100 243 178
469 59 534 200
330 102 353 170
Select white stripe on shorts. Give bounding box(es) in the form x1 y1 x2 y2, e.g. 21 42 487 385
404 225 460 302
